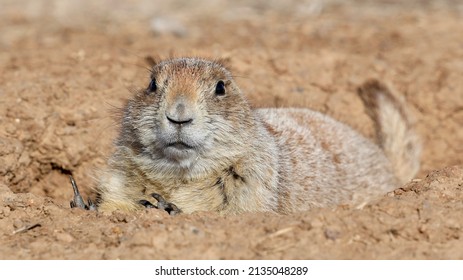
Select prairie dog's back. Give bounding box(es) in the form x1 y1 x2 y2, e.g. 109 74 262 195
257 108 398 211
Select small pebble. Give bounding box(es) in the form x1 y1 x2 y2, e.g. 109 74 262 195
149 17 188 37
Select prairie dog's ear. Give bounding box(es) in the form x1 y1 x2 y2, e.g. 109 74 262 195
145 55 159 67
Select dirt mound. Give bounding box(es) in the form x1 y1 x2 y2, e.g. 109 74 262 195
1 166 461 259
0 0 462 259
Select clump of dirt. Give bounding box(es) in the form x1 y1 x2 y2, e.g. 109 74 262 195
0 0 462 259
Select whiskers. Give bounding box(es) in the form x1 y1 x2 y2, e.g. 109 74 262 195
117 47 156 73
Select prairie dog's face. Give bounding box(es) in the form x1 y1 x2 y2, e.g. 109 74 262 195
127 58 250 169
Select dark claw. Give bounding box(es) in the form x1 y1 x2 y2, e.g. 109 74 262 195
69 175 96 211
139 199 156 208
139 193 181 216
87 198 97 211
151 193 181 215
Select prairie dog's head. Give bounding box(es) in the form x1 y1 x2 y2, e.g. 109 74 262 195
121 57 254 171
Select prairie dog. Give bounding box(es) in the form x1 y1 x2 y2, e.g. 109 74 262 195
92 57 421 215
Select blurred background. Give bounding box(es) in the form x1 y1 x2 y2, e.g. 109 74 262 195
0 0 462 200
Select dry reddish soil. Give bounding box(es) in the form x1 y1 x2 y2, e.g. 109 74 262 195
0 0 462 259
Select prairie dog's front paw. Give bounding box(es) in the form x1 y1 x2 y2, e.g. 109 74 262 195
139 193 181 216
69 176 97 211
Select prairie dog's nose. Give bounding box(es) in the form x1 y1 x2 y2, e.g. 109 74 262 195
166 102 194 125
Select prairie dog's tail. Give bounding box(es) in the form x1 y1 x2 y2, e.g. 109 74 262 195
358 79 421 184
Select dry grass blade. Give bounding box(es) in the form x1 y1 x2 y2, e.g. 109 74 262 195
12 223 41 235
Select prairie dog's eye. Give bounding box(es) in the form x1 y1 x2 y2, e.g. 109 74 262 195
147 78 157 93
215 80 226 96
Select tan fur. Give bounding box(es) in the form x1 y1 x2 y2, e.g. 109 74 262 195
96 58 421 214
357 79 421 184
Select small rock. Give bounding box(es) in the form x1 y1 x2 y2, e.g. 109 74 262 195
13 219 23 229
110 211 129 223
112 226 122 235
324 228 341 241
0 206 10 217
149 17 188 37
55 232 74 243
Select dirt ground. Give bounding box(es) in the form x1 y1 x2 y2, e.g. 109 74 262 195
0 0 462 259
